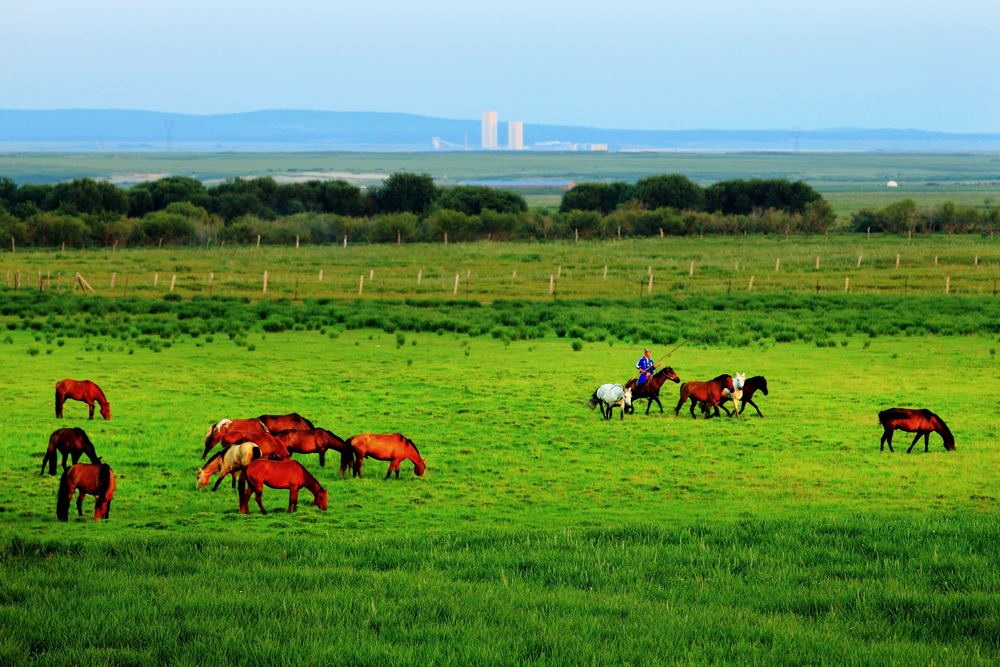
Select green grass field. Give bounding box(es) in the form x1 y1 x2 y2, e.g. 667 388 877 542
1 239 998 664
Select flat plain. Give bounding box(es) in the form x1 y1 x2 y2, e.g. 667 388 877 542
1 237 998 664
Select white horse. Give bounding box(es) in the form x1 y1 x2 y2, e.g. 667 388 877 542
587 384 633 421
196 442 263 491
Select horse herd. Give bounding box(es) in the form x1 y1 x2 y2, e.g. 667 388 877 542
43 378 427 520
44 371 956 521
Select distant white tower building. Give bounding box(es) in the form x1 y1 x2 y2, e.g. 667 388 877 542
481 111 498 149
508 121 524 150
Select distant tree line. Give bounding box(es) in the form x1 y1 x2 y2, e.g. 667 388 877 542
850 199 1000 234
1 172 994 248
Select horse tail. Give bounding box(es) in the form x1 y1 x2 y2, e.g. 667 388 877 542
42 434 57 476
932 414 956 451
56 469 72 521
54 386 61 418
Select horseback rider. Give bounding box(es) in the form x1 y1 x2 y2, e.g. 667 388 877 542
636 349 655 385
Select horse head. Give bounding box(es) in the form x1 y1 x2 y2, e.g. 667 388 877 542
658 366 681 383
757 377 769 396
622 387 633 410
415 457 427 477
315 489 329 511
734 373 746 390
195 466 212 489
587 392 599 410
99 403 111 420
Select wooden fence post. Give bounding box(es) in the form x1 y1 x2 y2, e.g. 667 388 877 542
974 255 979 266
256 234 261 249
775 258 781 272
417 269 422 286
856 255 862 268
61 242 65 252
295 235 300 249
945 276 950 294
689 260 695 277
575 228 578 243
444 232 448 246
734 259 739 271
208 272 214 296
153 273 159 287
318 269 323 282
815 256 820 270
844 277 850 292
110 272 117 289
603 265 608 280
453 274 460 295
10 236 14 253
647 272 654 295
262 271 268 294
747 276 754 292
369 269 374 281
659 228 664 239
358 275 364 295
934 255 938 266
170 274 176 292
617 225 621 241
549 275 555 295
895 254 900 269
866 226 870 241
343 235 348 249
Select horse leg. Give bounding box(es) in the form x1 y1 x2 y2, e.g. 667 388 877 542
886 430 895 453
907 432 923 454
674 397 685 417
354 455 364 478
288 487 299 512
238 473 249 514
319 448 326 467
72 452 82 465
254 489 267 515
924 432 930 452
689 400 698 419
395 461 401 479
339 451 351 478
61 451 69 471
87 400 95 420
747 399 763 417
101 500 111 520
211 471 229 492
645 398 653 416
76 491 85 517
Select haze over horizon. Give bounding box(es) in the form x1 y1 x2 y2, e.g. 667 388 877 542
2 0 998 133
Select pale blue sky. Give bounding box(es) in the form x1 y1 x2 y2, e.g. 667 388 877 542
1 0 997 131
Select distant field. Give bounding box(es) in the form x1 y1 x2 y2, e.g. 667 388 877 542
3 151 1000 217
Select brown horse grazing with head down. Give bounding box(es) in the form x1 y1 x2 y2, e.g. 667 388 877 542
55 379 110 420
238 460 327 514
202 418 289 459
271 428 353 475
257 413 314 432
624 366 681 415
57 463 116 521
675 374 735 419
878 408 955 453
347 433 426 479
41 427 101 475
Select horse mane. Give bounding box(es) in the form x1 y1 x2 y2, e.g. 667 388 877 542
930 413 956 451
97 464 113 501
398 434 420 457
711 374 732 383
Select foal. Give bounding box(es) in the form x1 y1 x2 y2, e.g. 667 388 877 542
196 442 262 491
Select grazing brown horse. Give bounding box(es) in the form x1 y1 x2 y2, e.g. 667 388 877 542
41 427 101 475
257 413 315 432
715 376 769 417
878 408 955 453
347 433 426 479
674 374 735 419
271 428 353 475
238 460 327 514
55 379 110 420
202 418 289 459
624 366 681 415
196 442 263 491
57 463 116 521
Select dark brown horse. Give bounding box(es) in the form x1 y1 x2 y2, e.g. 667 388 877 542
347 433 426 479
238 460 327 514
675 374 735 419
202 418 289 459
716 376 769 417
878 408 955 453
271 427 353 475
57 463 116 521
41 427 100 475
55 379 110 420
257 413 315 432
624 366 681 415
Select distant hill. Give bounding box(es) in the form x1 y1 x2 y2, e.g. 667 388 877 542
2 109 1000 152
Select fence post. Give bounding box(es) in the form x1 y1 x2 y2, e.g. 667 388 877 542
256 234 261 249
659 228 664 239
453 274 460 295
397 230 401 245
857 255 862 268
747 276 754 292
575 228 578 243
444 232 448 246
844 277 850 292
208 272 214 296
945 276 950 294
549 275 555 295
262 271 268 294
689 260 695 277
647 272 654 295
734 259 739 271
10 236 14 253
358 275 364 295
153 272 159 287
775 258 781 272
169 274 176 292
866 226 870 241
815 256 820 270
417 269 422 286
603 265 608 280
617 225 621 241
318 269 323 282
974 255 979 266
895 254 900 269
934 255 938 266
295 235 300 249
369 269 374 281
343 234 348 249
110 272 117 289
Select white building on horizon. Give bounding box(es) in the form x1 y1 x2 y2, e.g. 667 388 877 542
481 111 498 149
508 120 524 150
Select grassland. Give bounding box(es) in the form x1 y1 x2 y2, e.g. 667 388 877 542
3 151 1000 217
1 239 998 664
